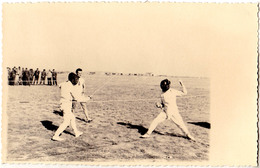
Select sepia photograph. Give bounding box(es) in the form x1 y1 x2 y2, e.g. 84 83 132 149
1 1 258 167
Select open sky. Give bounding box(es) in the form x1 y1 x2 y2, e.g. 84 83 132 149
2 3 257 77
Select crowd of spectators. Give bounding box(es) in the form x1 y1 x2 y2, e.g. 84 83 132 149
7 66 58 86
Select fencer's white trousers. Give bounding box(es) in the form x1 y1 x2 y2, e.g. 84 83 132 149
61 102 75 120
147 110 190 135
54 101 78 136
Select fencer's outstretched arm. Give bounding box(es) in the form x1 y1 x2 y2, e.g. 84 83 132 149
70 91 91 103
179 80 187 95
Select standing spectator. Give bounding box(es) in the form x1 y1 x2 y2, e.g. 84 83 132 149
47 69 52 86
21 68 24 85
33 68 40 85
11 66 17 85
14 67 19 85
18 66 23 85
29 69 34 85
8 67 15 85
22 68 30 86
52 69 57 85
7 67 11 85
40 69 47 85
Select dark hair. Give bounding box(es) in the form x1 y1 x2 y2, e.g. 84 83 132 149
68 72 79 82
76 68 82 74
160 79 171 92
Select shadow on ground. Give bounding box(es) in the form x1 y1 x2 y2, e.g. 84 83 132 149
188 122 210 129
53 110 63 116
117 122 150 135
40 120 74 136
117 122 192 140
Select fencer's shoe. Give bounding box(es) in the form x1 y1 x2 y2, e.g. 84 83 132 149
75 131 83 138
140 133 150 138
187 134 196 141
52 136 64 141
83 118 93 123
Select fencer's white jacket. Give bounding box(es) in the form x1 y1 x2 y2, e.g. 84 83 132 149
76 78 85 92
160 88 185 115
73 77 85 99
59 81 89 104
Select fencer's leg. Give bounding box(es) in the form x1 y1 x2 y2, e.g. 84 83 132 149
170 113 196 141
80 102 92 122
70 112 83 137
52 112 71 141
141 112 167 138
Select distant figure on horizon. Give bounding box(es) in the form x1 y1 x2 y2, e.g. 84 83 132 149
7 67 11 85
52 69 57 86
29 69 34 85
14 67 19 85
18 66 23 85
141 79 195 141
47 69 52 86
33 68 40 85
8 67 16 85
40 69 47 85
22 68 30 86
72 68 92 123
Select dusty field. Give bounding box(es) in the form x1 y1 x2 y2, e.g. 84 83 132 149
4 73 210 162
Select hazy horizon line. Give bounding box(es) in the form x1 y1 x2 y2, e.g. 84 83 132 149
5 65 210 78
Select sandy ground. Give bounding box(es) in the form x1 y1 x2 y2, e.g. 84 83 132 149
4 74 210 162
